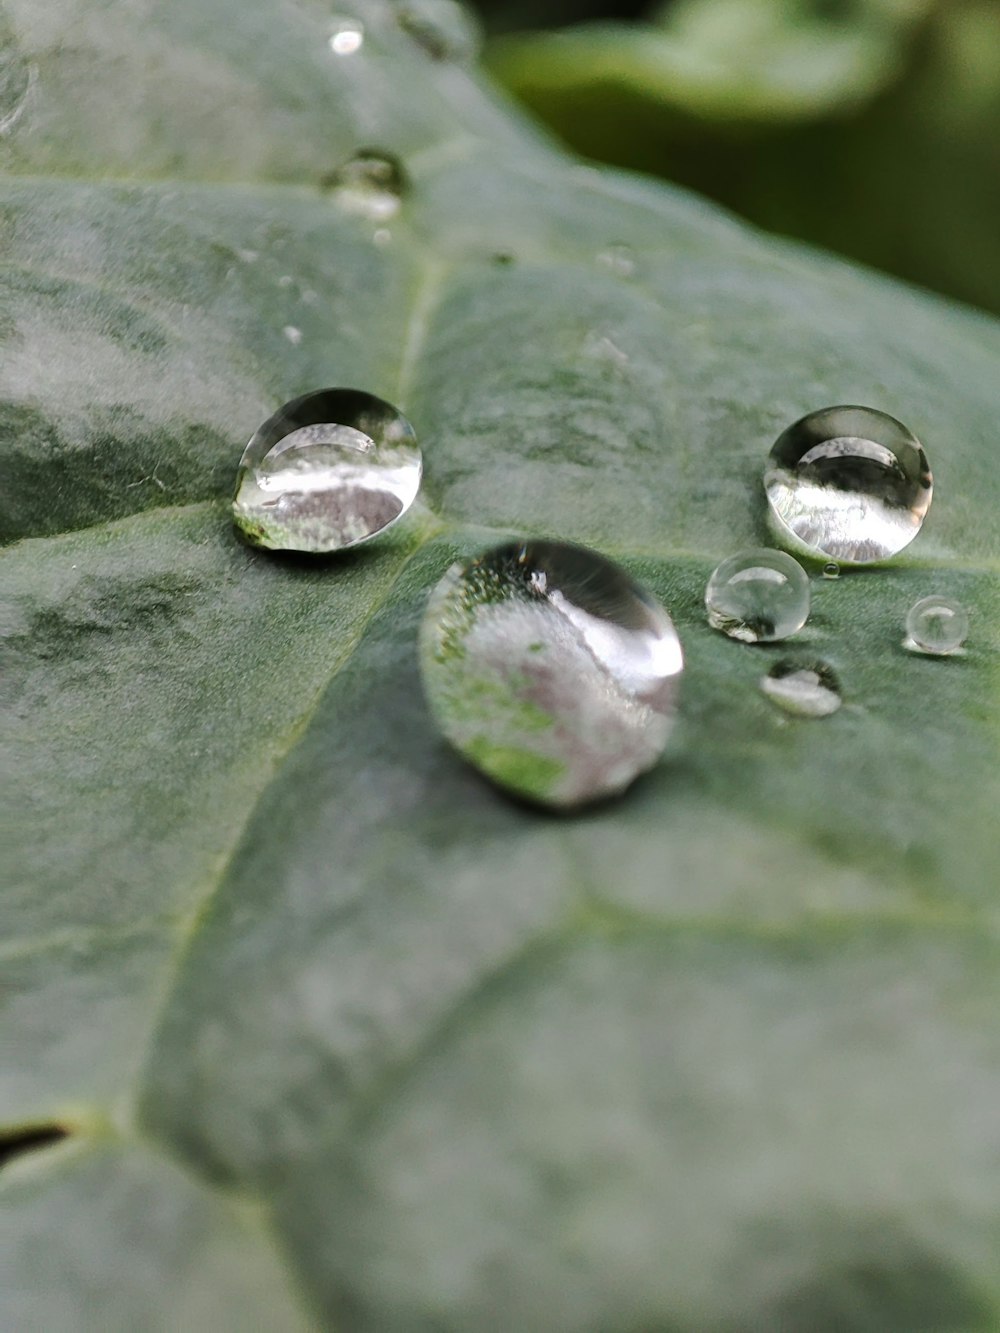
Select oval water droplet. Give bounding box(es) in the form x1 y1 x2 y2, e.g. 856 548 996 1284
904 595 969 656
233 389 421 553
420 541 684 809
326 150 407 222
705 549 810 643
328 16 364 55
765 405 932 563
397 0 481 62
0 16 33 137
760 659 842 718
597 243 636 277
822 561 840 580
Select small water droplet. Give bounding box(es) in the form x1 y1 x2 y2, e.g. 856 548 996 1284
278 274 294 287
326 150 407 222
329 16 365 56
372 227 392 248
420 541 684 809
822 561 840 580
705 549 810 643
233 389 421 553
760 659 842 718
597 243 636 277
236 248 259 264
582 331 629 369
903 595 969 656
765 405 932 563
397 0 481 62
283 325 303 345
0 17 33 137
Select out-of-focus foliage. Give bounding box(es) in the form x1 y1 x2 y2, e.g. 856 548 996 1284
487 0 1000 314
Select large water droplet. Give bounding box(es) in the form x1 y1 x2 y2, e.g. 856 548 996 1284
327 151 407 222
904 595 969 656
397 0 481 62
760 659 842 718
328 16 365 56
233 389 421 553
420 541 684 809
705 549 810 643
0 16 33 137
765 405 932 563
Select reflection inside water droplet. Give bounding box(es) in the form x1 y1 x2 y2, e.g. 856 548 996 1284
326 150 407 221
822 561 840 580
397 0 481 61
904 595 969 656
233 389 421 553
760 659 842 718
419 542 683 809
705 549 810 643
329 17 364 55
765 405 932 563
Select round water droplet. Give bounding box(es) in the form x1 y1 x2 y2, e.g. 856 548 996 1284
326 150 407 222
760 659 842 718
904 595 969 656
0 16 33 137
597 243 636 277
328 16 364 55
233 388 421 553
765 405 932 563
397 0 481 62
822 561 840 580
705 549 810 643
420 541 684 809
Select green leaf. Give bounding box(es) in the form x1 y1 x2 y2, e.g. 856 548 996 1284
3 1 1000 1327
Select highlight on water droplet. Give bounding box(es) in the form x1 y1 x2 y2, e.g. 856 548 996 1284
397 0 481 62
597 243 636 277
903 595 969 656
764 405 932 564
705 549 810 643
822 561 840 580
419 541 684 809
760 659 842 718
326 150 407 222
232 388 421 554
328 16 364 55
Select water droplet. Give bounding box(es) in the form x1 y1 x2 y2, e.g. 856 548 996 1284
233 389 421 553
597 243 636 277
760 659 842 718
765 405 932 563
372 227 392 248
283 325 303 345
0 18 33 137
329 17 365 56
326 151 407 222
705 549 810 643
821 561 840 579
397 0 481 62
419 541 684 809
903 595 969 656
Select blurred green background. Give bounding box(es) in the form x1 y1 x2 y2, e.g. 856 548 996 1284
470 0 1000 316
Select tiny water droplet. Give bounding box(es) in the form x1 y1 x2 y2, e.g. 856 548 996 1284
326 150 407 222
597 243 636 277
329 17 365 56
903 595 969 656
0 17 33 137
233 389 421 553
283 325 303 345
420 541 684 808
397 0 481 62
760 659 842 718
372 227 392 248
765 405 932 563
705 549 810 643
822 561 840 579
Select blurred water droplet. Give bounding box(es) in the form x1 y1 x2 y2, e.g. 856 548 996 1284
283 325 303 345
329 17 364 55
233 389 421 553
397 0 481 61
597 243 636 277
0 18 33 137
904 595 969 656
705 549 810 643
583 331 628 369
372 227 392 248
327 150 407 221
822 561 840 580
765 405 932 563
420 541 684 808
760 659 842 718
